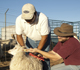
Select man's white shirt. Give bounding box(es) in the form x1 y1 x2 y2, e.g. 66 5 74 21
16 12 50 41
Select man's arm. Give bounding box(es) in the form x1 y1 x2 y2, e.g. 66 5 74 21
16 34 25 46
27 48 62 61
38 50 62 61
37 35 48 50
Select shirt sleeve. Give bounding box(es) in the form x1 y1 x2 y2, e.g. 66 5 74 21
40 17 50 35
15 16 23 35
53 42 61 52
56 38 80 59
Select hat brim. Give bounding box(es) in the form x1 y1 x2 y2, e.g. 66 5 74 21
54 27 76 36
21 13 34 20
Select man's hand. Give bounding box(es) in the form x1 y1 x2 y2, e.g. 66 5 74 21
23 48 38 53
37 53 43 57
22 46 27 49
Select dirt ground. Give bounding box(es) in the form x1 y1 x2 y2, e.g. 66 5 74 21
0 61 10 70
0 58 63 70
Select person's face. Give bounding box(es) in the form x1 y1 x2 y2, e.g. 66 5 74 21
25 13 36 24
58 36 69 43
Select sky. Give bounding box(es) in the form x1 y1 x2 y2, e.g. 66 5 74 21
0 0 80 22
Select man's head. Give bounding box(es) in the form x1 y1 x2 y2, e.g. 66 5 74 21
21 3 36 23
57 36 72 43
54 23 76 42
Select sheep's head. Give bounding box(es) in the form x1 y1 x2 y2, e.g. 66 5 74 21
8 45 24 55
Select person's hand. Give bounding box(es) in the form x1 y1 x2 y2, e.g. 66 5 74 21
37 53 43 57
29 48 38 53
23 49 30 52
21 46 27 49
23 48 38 53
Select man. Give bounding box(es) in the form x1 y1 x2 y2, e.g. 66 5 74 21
15 3 51 70
27 23 80 70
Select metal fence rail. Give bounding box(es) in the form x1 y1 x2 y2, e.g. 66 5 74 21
49 19 80 42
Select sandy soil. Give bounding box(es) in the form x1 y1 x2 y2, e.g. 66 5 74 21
0 61 10 70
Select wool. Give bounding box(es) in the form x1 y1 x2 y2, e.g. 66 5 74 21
8 45 43 70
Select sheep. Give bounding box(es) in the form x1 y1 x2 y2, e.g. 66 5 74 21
8 45 43 70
